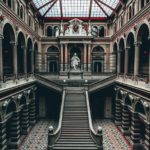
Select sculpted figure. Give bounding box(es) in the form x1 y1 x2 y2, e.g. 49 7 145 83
71 53 80 70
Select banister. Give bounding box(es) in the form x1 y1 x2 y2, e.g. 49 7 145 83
85 90 103 150
47 89 66 150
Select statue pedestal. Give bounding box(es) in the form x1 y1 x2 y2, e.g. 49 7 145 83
68 70 83 79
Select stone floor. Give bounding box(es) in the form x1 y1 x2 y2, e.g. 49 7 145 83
19 119 131 150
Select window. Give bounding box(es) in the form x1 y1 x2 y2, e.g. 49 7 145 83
8 0 12 8
141 0 145 9
20 6 24 19
47 26 53 36
17 2 20 16
28 15 31 27
129 6 132 19
99 26 104 37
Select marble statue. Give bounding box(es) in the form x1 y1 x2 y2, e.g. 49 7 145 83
71 53 80 70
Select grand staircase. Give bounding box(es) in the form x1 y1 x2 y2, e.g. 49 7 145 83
53 88 98 150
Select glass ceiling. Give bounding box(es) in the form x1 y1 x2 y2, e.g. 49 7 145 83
32 0 120 19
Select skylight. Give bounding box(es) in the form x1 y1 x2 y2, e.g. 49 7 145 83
32 0 120 20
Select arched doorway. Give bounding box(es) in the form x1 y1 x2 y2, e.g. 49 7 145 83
126 32 135 74
137 24 150 75
34 43 38 73
17 32 25 74
27 38 33 74
92 46 104 73
119 38 125 74
2 23 15 75
47 46 59 74
113 43 118 73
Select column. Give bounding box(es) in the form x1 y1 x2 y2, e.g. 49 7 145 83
121 105 130 135
88 44 91 72
144 123 150 150
20 104 29 135
0 34 3 82
29 100 36 125
134 42 141 76
60 44 63 72
124 47 129 75
84 44 87 71
65 44 68 71
10 41 18 80
0 121 7 150
9 111 20 149
131 112 141 149
115 99 122 125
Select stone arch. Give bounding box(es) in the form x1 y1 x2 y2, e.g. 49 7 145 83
134 100 147 117
126 32 135 74
5 100 17 115
124 95 132 107
27 37 33 73
2 23 16 75
17 31 26 74
92 46 105 73
119 38 125 74
136 23 150 75
19 95 27 106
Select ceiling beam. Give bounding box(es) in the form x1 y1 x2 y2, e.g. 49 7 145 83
43 0 58 17
89 0 93 18
94 0 109 18
59 0 63 19
36 0 55 12
96 0 117 15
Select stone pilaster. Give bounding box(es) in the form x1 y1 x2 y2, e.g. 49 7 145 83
65 44 68 71
121 105 130 135
131 112 142 149
115 99 122 125
10 41 18 80
134 42 141 76
0 121 7 150
8 111 20 149
29 100 36 125
124 47 129 75
0 34 3 82
144 123 150 150
88 44 91 72
84 44 87 71
20 104 29 135
60 44 64 72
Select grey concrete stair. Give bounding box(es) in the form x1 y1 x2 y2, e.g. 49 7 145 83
53 92 98 150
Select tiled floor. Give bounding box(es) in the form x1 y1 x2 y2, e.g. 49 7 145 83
19 119 131 150
93 120 131 150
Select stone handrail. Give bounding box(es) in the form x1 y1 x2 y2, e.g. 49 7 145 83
88 74 116 92
47 89 66 150
35 74 62 92
85 90 103 150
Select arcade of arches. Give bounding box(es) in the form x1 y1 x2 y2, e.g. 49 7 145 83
0 0 150 150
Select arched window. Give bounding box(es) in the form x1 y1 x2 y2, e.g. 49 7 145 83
47 26 53 37
17 1 20 16
28 15 31 27
20 6 24 19
99 26 104 37
129 6 132 19
141 0 145 9
8 0 12 8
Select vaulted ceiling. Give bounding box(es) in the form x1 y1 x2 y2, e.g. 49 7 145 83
32 0 121 21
